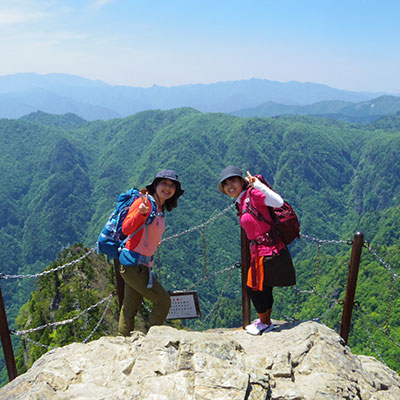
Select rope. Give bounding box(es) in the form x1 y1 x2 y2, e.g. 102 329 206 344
0 248 95 280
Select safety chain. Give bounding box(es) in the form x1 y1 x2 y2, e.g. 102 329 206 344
0 248 95 280
156 247 161 284
202 226 208 277
161 203 235 243
293 285 301 319
292 286 338 305
286 280 340 322
19 297 112 349
184 262 241 292
356 307 388 366
22 337 55 351
82 297 112 343
384 274 396 334
201 268 235 324
280 290 339 324
363 243 400 281
280 235 349 321
300 233 351 245
312 299 338 323
11 293 114 336
313 242 322 292
355 304 400 349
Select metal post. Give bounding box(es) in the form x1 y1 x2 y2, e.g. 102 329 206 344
240 227 251 328
340 231 364 345
0 284 18 381
113 259 125 310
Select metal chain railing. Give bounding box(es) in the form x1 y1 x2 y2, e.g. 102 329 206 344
384 274 396 334
300 233 350 245
363 243 400 281
184 262 240 292
312 242 322 292
11 294 114 336
22 337 56 351
18 296 113 350
200 268 235 324
0 248 95 280
1 201 399 375
357 308 387 366
355 304 400 349
82 297 112 343
279 235 351 322
1 204 237 360
161 203 235 243
312 297 340 323
202 226 208 277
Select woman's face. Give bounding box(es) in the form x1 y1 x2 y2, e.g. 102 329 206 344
222 176 245 199
155 179 176 203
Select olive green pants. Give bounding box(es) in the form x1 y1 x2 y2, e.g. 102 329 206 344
118 264 171 336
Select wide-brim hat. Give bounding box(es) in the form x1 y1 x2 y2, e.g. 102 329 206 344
218 165 245 193
146 169 184 197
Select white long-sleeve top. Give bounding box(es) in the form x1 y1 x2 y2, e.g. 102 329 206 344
252 178 284 208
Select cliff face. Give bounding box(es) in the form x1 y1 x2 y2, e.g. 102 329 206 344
1 321 399 399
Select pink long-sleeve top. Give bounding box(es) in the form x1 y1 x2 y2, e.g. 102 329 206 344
237 183 286 256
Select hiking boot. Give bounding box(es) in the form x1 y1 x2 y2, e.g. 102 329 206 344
245 320 274 335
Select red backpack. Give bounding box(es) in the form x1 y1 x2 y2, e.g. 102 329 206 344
243 175 300 245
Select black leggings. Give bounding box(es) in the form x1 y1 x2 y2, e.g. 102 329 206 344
246 285 273 314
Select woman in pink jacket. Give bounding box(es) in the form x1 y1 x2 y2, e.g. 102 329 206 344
118 169 184 336
219 166 296 335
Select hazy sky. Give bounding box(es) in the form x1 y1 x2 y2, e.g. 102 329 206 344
1 0 399 93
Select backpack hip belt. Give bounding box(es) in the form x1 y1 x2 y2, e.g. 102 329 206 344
250 229 276 247
120 248 154 266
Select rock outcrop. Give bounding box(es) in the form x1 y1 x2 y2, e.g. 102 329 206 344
1 321 399 399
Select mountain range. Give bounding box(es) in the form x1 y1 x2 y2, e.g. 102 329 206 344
0 72 394 120
231 95 400 124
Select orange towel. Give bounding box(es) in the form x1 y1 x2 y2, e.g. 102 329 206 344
247 254 264 291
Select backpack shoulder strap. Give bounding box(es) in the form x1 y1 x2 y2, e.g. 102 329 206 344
242 187 273 223
119 223 146 250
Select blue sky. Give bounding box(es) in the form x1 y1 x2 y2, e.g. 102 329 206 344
0 0 399 93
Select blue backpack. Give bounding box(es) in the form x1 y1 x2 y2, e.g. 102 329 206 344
97 188 158 259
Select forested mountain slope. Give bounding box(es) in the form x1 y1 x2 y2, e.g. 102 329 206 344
1 109 399 383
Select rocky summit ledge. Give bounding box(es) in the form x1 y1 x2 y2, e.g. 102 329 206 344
1 321 400 399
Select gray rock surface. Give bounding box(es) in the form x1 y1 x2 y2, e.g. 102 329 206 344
1 321 399 399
